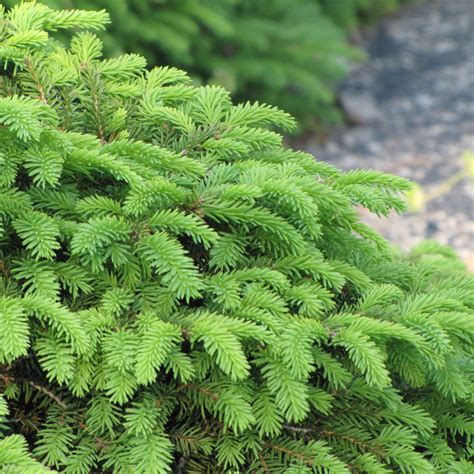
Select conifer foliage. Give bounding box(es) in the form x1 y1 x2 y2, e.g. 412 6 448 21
0 2 473 472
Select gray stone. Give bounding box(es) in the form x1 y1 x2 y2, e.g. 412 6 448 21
339 91 381 125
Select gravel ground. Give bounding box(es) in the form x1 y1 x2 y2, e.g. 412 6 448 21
301 0 474 266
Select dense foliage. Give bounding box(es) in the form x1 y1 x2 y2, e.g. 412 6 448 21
2 0 376 127
320 0 413 29
0 2 473 473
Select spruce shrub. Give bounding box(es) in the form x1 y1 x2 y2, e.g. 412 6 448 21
0 3 473 473
320 0 413 30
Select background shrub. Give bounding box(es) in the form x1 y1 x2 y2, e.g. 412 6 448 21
0 2 472 473
3 0 413 128
320 0 413 29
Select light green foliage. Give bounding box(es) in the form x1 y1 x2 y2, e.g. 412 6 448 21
0 3 472 473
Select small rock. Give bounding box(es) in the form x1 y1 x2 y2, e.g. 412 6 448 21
426 220 439 236
339 91 381 125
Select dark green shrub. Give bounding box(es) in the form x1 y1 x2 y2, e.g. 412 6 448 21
4 0 364 128
0 3 473 473
320 0 413 30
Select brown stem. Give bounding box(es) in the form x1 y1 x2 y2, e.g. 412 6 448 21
265 442 314 467
0 373 68 409
176 383 219 402
23 57 48 105
320 429 386 458
258 451 270 474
